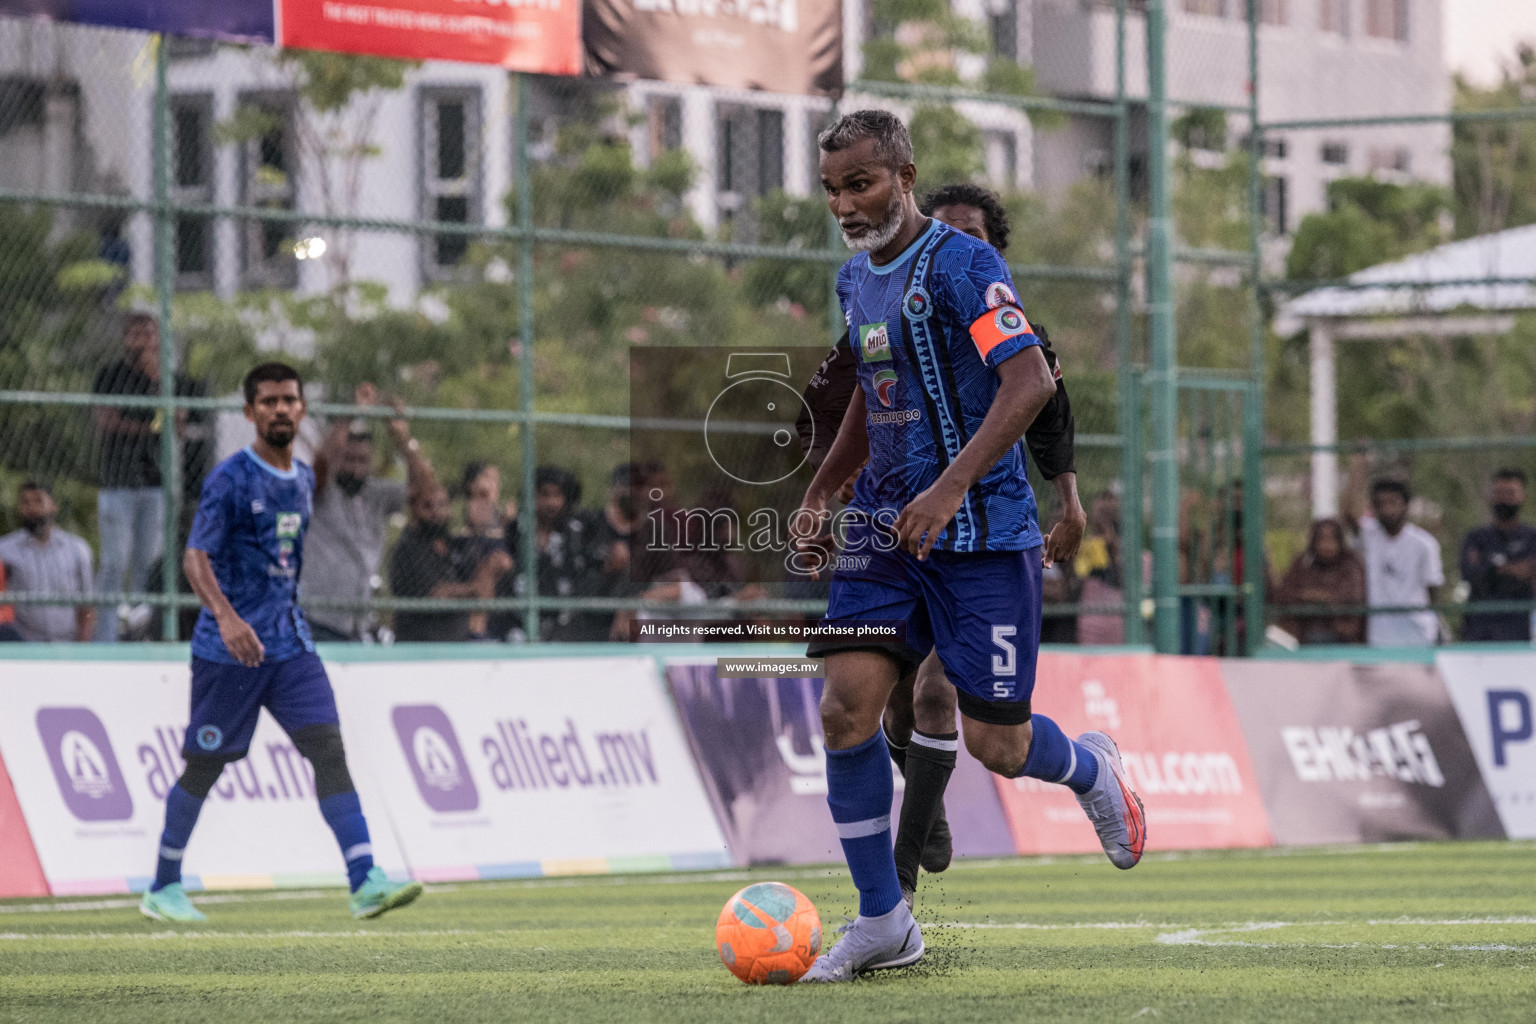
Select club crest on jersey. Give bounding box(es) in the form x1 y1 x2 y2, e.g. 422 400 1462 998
276 513 301 538
903 286 933 322
994 307 1030 337
873 369 898 408
196 725 223 751
858 322 892 363
985 282 1018 309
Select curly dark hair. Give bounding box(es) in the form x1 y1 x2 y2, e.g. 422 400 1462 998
919 183 1011 255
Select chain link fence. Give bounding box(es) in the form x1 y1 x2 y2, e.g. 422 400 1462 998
0 3 1533 652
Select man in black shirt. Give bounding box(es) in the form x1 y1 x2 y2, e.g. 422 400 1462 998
92 313 199 641
1460 467 1536 642
504 465 609 642
390 483 511 642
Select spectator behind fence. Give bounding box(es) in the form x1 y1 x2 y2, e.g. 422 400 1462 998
0 560 21 641
459 461 515 640
1459 467 1536 643
1344 461 1444 647
303 384 434 642
389 483 512 643
0 481 95 642
1275 518 1365 645
505 466 608 642
1075 491 1125 645
92 312 199 641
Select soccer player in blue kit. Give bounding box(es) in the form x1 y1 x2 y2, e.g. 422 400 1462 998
139 362 422 923
794 111 1146 982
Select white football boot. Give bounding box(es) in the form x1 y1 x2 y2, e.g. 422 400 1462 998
1074 731 1147 869
798 902 925 983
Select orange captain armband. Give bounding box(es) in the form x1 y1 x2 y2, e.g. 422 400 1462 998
969 304 1034 362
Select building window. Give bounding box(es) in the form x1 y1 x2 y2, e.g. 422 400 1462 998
1321 141 1348 165
1364 0 1407 41
989 0 1017 61
419 87 483 279
170 94 214 289
236 92 297 289
717 104 784 238
1262 175 1288 234
983 129 1018 189
1319 0 1347 34
1182 0 1226 17
1260 0 1288 25
1368 146 1411 174
647 95 682 158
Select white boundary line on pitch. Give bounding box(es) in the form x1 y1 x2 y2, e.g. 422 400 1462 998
7 916 1534 943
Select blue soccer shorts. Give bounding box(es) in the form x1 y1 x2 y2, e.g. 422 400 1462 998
805 522 1043 726
184 651 340 758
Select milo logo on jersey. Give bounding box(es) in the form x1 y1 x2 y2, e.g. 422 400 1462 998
276 513 302 538
858 323 892 363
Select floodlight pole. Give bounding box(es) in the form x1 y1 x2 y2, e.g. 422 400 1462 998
1146 0 1180 653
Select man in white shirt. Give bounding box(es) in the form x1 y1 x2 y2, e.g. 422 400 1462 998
1347 475 1444 646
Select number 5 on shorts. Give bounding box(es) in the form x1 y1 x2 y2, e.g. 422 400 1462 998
992 625 1017 699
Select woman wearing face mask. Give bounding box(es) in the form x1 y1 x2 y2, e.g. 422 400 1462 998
1275 518 1365 645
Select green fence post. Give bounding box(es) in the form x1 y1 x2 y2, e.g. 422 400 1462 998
515 74 539 643
1243 0 1267 654
1146 0 1180 653
153 37 180 641
1114 0 1144 645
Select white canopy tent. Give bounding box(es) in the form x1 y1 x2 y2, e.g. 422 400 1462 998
1275 224 1536 520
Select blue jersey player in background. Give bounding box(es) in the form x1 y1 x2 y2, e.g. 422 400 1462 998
140 362 422 923
794 111 1146 982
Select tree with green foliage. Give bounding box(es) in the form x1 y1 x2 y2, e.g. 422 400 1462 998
1285 177 1452 281
1452 44 1536 238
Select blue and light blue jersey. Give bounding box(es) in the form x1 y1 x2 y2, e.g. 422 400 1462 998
187 447 316 665
836 219 1044 552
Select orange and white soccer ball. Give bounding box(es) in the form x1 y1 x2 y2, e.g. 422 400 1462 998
715 882 822 985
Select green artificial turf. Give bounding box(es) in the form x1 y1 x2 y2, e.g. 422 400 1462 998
2 842 1533 1023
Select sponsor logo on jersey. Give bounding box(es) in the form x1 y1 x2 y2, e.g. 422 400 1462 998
276 512 302 538
867 408 922 425
251 500 265 514
858 322 892 363
985 282 1018 309
873 368 898 407
994 306 1030 337
903 285 933 322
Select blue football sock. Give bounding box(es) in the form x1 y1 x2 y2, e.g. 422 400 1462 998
318 791 374 892
152 784 205 892
1015 715 1099 794
825 731 904 918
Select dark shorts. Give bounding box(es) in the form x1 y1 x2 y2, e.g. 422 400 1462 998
807 525 1042 727
185 651 339 758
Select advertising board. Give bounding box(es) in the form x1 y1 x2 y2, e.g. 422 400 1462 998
1435 652 1536 839
1223 660 1504 844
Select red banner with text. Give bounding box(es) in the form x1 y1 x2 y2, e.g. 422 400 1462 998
280 0 582 73
994 653 1274 856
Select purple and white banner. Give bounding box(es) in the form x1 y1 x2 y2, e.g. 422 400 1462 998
0 660 406 894
1436 652 1536 840
664 660 1017 867
331 656 730 880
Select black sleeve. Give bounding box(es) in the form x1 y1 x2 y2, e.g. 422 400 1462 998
797 332 858 469
1022 324 1076 480
389 537 433 598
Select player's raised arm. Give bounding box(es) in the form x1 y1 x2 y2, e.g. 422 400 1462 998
894 347 1056 560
